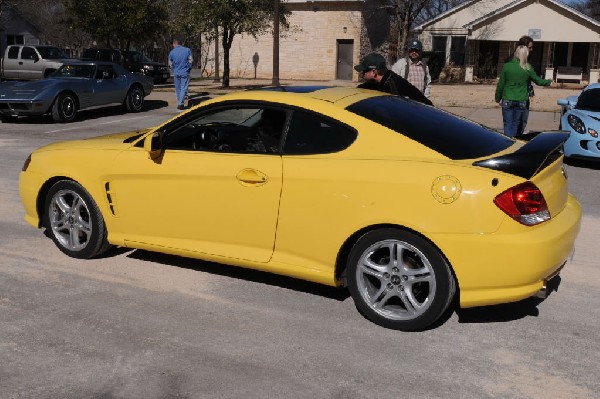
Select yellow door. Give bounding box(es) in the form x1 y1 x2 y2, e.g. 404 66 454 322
107 147 282 263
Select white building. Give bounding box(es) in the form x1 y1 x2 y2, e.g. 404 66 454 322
416 0 600 83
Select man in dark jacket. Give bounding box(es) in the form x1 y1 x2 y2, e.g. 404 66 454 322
354 53 433 106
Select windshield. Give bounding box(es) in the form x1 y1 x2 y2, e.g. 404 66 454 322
127 51 153 63
36 46 68 59
53 64 96 79
576 88 600 112
346 96 514 160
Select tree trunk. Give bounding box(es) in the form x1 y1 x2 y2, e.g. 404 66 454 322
221 27 234 88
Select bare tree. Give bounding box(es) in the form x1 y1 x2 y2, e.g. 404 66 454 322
1 0 92 52
387 0 466 60
570 0 600 20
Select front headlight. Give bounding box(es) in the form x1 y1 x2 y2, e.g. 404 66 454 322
567 114 585 134
143 65 155 71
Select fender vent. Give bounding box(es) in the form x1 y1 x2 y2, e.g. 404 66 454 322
104 182 118 216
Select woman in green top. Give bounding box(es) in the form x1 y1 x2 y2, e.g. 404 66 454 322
495 45 553 137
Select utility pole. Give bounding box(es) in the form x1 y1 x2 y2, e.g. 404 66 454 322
272 0 280 86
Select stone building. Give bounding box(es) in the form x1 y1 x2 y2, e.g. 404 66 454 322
207 0 389 82
416 0 600 84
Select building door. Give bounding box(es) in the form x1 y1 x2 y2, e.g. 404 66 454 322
554 42 569 67
572 42 590 72
336 40 353 80
529 42 544 76
478 41 499 79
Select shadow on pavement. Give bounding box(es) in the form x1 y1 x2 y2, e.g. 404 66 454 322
565 157 600 170
125 248 350 302
456 275 561 324
0 100 169 125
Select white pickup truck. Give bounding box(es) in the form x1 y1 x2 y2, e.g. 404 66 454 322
1 45 70 80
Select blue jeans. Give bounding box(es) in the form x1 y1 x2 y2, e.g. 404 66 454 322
173 74 190 106
501 100 528 137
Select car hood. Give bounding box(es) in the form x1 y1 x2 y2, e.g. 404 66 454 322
0 78 65 95
142 61 168 67
36 129 151 152
0 80 47 94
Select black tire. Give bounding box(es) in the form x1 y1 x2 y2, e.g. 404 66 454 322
124 86 144 112
51 93 77 123
43 180 111 259
347 228 456 331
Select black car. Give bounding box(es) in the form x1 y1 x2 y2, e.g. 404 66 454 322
81 48 122 64
123 51 170 84
81 48 170 84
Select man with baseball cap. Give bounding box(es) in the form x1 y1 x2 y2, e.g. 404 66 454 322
392 39 432 99
354 53 433 106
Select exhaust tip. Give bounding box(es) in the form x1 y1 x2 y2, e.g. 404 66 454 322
535 282 548 299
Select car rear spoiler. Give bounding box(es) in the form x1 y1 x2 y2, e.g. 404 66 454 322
472 132 569 179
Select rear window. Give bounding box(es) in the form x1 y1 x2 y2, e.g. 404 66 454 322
36 46 67 59
346 96 514 160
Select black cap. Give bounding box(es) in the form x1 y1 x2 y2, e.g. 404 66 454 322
354 53 386 72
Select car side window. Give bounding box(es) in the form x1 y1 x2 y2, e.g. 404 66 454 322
163 106 287 154
21 47 36 60
95 65 116 79
283 110 357 155
8 46 19 59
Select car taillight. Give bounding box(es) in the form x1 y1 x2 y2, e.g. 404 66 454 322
494 182 550 226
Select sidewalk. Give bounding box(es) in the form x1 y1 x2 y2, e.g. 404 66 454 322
152 76 570 132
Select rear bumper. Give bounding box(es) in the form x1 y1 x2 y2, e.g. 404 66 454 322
430 194 582 308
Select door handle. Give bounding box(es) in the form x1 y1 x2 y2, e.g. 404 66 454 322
236 168 268 185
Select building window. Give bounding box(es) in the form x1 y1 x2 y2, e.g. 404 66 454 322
432 36 447 61
450 37 466 66
7 35 25 45
432 35 466 66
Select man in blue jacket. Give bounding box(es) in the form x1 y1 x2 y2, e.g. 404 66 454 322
168 39 193 110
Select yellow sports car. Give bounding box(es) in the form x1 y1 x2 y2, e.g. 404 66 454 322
19 87 581 331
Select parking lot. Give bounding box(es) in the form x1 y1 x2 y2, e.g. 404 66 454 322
1 88 599 398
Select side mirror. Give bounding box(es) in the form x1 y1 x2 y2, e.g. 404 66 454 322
556 98 568 106
33 53 39 62
144 131 163 161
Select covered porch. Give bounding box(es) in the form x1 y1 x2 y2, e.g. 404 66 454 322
465 40 600 85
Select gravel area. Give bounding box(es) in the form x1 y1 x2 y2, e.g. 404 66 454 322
431 83 583 112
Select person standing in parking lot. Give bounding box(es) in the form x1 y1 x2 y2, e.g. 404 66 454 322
168 39 193 110
354 53 433 106
391 39 432 99
495 45 552 137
